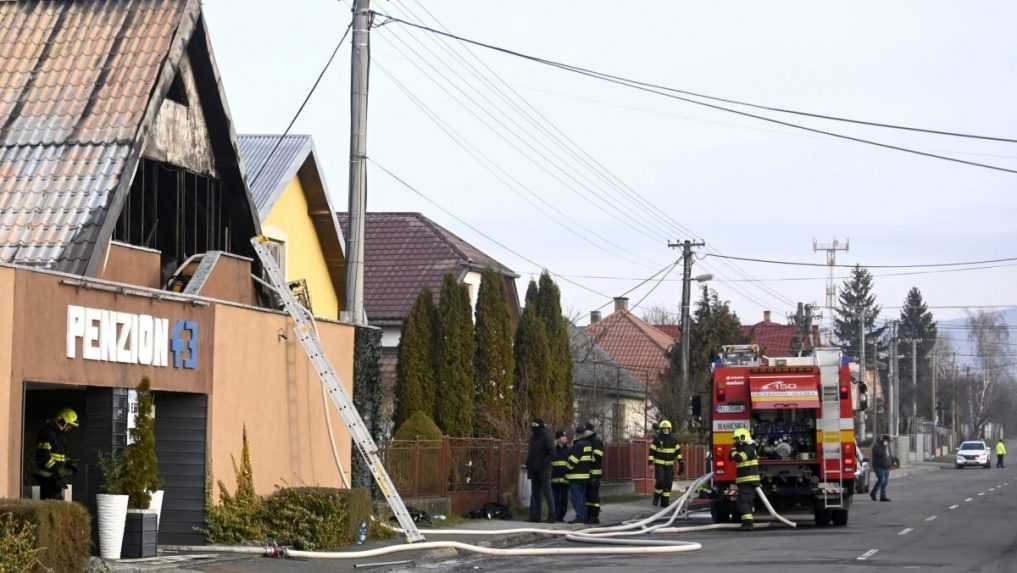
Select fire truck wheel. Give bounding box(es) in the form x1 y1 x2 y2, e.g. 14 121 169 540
813 508 832 527
831 509 849 526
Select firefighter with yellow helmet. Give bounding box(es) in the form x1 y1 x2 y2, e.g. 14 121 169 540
730 426 760 530
648 419 683 506
34 408 79 500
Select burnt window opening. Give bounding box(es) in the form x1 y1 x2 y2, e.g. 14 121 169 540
166 72 188 106
113 159 236 287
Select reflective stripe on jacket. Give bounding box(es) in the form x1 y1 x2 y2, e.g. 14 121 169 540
565 438 591 481
551 444 571 484
997 442 1008 455
648 433 682 466
730 443 761 484
588 434 605 477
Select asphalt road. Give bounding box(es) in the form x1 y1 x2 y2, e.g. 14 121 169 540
418 462 1016 573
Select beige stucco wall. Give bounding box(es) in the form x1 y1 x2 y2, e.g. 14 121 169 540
0 267 15 496
209 304 354 495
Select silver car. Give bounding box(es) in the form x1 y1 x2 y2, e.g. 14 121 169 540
955 440 992 469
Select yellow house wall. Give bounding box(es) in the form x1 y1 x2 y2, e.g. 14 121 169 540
263 177 340 320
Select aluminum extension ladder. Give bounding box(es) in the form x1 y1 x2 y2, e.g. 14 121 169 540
816 348 845 510
250 236 424 543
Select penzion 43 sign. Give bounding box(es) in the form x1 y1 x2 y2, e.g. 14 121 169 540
66 305 198 369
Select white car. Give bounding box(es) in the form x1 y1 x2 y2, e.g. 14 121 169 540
955 441 992 469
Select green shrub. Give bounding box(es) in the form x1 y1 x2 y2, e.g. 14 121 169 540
204 426 264 544
393 411 443 441
0 499 90 573
121 378 162 508
262 487 372 550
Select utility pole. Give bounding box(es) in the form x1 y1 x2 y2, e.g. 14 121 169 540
669 239 705 425
900 337 921 452
858 306 867 442
812 238 849 342
931 349 938 454
342 0 371 325
888 320 898 439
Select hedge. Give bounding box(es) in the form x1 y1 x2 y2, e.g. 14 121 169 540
0 499 91 573
393 411 443 441
261 487 372 550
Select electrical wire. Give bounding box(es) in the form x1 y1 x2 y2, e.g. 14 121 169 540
248 23 353 188
593 260 681 312
375 13 1017 176
707 253 1017 269
377 4 799 314
630 260 681 312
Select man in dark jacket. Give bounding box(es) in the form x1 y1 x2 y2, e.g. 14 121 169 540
870 435 891 502
34 408 79 500
526 418 555 522
551 431 570 521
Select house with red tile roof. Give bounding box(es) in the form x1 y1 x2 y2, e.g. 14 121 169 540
581 297 675 437
336 212 520 434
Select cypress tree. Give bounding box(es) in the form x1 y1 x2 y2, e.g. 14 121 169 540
514 281 552 428
395 289 437 427
536 271 573 429
435 273 475 436
121 377 162 509
474 268 515 437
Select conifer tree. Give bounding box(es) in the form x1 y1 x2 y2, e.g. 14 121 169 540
514 282 552 428
435 273 475 436
898 287 938 423
536 271 574 429
834 265 886 360
395 289 437 427
474 268 515 437
121 377 162 508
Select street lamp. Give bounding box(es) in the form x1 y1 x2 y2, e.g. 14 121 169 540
680 274 712 409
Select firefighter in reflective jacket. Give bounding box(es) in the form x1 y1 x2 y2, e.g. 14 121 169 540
648 420 683 506
35 408 79 500
584 421 605 524
565 426 592 524
550 431 571 521
730 426 760 530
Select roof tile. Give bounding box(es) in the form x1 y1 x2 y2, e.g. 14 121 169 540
584 309 673 383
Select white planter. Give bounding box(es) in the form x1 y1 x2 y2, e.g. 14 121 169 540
147 490 164 528
96 493 129 560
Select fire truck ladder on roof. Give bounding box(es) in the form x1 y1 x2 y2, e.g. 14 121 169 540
816 348 845 510
250 236 425 543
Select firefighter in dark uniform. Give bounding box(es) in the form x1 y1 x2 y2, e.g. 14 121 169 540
730 426 761 530
550 430 571 522
648 419 683 506
34 408 79 500
584 421 604 524
564 425 592 524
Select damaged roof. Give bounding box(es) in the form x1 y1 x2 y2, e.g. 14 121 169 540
336 212 518 324
0 0 259 275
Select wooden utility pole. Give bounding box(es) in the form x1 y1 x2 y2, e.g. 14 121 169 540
343 0 371 325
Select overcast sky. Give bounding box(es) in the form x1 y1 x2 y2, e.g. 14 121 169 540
205 1 1017 329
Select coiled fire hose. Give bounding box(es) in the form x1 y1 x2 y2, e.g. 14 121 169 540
165 473 795 560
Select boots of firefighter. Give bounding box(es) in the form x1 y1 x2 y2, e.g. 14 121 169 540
652 492 660 506
661 491 672 507
741 514 754 530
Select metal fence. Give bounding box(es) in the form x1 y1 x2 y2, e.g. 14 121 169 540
604 441 708 494
383 437 526 514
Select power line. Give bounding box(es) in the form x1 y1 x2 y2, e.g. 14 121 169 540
593 260 682 312
707 253 1017 269
371 157 629 301
248 22 353 188
375 13 1017 176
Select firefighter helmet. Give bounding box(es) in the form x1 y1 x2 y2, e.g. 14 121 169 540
54 408 79 430
658 420 673 433
732 427 751 443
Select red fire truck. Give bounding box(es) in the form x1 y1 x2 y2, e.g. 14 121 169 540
709 345 863 527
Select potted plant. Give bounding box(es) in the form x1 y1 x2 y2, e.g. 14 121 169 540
120 378 163 559
96 450 129 560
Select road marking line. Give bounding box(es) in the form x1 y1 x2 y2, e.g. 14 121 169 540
978 492 985 496
965 497 974 502
857 549 879 561
925 515 938 522
898 528 914 536
990 487 996 491
949 504 959 510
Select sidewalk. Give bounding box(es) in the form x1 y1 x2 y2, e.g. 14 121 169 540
106 497 661 573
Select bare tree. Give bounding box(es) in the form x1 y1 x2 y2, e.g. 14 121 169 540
641 304 680 326
966 311 1014 437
